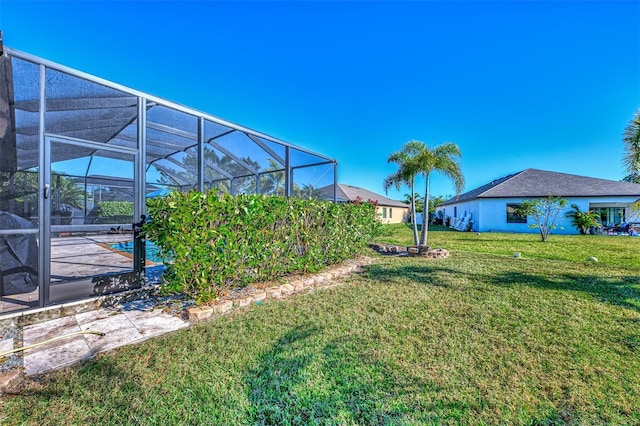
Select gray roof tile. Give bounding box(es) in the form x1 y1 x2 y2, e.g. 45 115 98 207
441 169 640 206
319 183 408 208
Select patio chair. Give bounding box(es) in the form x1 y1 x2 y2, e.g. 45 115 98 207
0 211 38 297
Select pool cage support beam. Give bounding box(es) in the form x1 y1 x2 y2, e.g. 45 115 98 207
197 117 205 192
207 139 259 176
247 134 285 166
38 63 49 307
333 160 338 202
133 97 146 279
285 146 292 197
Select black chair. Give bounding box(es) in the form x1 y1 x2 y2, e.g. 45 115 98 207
0 211 38 297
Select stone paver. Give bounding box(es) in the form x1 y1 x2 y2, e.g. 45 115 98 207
123 309 189 337
188 306 213 322
23 316 91 375
79 313 142 353
23 315 80 346
75 308 120 325
252 291 267 303
280 284 295 296
290 280 305 291
0 369 23 392
234 297 252 308
20 307 188 375
0 338 13 355
212 300 233 314
266 287 282 298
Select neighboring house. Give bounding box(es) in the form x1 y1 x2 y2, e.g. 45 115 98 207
320 183 409 224
436 169 640 234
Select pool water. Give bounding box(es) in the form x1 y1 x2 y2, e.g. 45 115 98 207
109 240 165 264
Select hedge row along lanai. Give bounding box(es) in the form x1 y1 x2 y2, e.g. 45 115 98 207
144 191 380 303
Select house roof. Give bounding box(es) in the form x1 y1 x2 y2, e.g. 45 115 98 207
319 183 408 208
440 169 640 206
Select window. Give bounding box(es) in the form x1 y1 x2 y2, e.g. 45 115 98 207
506 203 527 223
454 206 457 217
382 207 387 218
389 208 393 218
592 207 626 226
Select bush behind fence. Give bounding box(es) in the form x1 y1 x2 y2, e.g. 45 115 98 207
144 191 379 303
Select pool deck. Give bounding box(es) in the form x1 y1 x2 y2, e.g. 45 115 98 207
51 234 134 282
1 235 161 315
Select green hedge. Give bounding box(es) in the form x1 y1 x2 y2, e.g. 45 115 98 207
144 191 379 303
96 201 134 217
90 201 134 224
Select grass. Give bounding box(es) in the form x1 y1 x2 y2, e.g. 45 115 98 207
2 225 640 425
379 224 640 268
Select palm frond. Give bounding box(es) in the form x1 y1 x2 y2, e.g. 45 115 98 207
623 109 640 176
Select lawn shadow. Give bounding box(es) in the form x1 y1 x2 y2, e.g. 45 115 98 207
245 324 317 423
363 262 460 288
364 261 640 314
490 271 640 314
245 324 432 424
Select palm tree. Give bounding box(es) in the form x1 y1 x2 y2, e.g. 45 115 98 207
403 192 424 212
260 158 286 196
385 140 465 247
52 174 85 210
295 183 327 200
622 109 640 218
623 108 640 182
384 141 423 245
412 141 465 246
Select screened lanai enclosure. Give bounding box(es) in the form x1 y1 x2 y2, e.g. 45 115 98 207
0 43 337 315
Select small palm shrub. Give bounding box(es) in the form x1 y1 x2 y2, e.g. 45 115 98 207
565 204 600 234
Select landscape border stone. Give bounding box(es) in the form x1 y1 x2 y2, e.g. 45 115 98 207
370 243 449 259
186 256 374 323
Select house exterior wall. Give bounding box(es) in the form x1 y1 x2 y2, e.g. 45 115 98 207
437 200 480 231
376 205 409 224
438 196 640 234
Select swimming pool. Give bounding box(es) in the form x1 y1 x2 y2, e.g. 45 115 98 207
109 240 165 264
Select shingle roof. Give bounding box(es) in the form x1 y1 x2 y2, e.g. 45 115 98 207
319 183 408 208
440 169 640 206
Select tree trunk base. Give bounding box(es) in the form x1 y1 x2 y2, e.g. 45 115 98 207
407 245 449 258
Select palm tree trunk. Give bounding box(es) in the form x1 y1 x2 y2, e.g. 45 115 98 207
410 178 419 245
419 174 430 246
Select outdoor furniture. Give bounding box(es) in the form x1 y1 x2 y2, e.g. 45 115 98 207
0 211 39 296
454 212 472 231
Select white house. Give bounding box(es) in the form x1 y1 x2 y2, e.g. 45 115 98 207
436 169 640 234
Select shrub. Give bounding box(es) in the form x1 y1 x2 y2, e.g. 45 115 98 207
565 204 600 234
144 191 379 303
518 196 568 242
90 201 134 224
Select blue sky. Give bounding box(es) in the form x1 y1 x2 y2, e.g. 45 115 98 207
1 0 639 201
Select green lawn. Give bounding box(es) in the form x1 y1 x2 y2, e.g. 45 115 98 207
379 224 640 268
2 225 640 425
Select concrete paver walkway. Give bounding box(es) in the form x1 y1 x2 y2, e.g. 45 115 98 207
21 306 188 375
